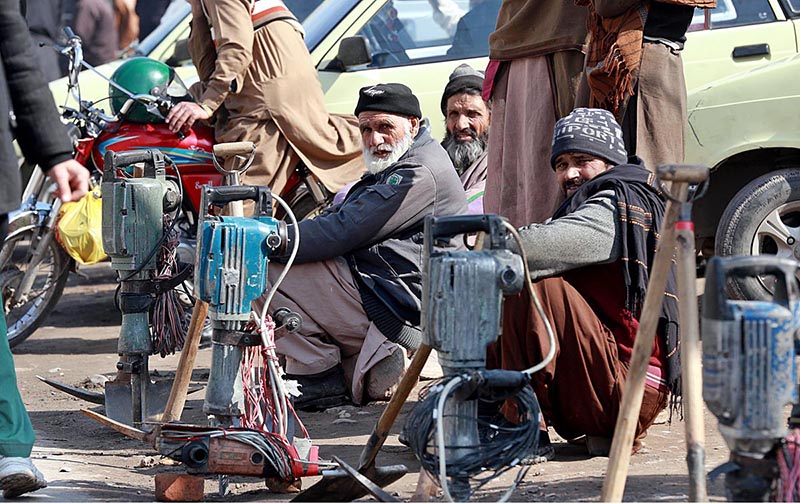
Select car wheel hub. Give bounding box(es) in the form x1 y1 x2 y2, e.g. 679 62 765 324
751 201 800 291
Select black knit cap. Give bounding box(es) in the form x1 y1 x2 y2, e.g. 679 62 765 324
440 63 484 116
550 107 628 169
354 83 422 118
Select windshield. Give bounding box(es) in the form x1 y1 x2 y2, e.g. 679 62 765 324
136 0 362 56
136 0 191 57
303 0 362 50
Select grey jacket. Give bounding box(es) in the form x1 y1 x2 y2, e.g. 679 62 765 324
286 127 468 325
512 189 621 279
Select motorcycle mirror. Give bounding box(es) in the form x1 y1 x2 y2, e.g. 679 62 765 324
64 27 84 89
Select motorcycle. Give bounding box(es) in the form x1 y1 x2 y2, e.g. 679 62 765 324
0 28 334 348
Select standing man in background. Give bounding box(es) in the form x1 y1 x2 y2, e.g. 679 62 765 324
74 0 119 66
575 0 716 169
24 0 67 82
483 0 588 227
136 0 171 40
0 0 89 496
114 0 139 50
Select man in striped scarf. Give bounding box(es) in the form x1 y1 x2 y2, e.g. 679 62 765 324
488 108 678 462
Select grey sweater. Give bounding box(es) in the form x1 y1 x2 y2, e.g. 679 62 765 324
512 190 622 280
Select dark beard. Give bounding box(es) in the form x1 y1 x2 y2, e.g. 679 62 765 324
442 128 487 175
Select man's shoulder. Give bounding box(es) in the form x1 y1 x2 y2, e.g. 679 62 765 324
403 131 458 173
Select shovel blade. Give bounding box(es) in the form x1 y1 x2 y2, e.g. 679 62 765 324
104 379 174 426
291 464 407 502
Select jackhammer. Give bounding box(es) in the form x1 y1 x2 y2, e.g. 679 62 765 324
80 182 330 493
703 255 800 501
194 183 294 426
404 214 545 502
100 149 184 426
153 183 327 489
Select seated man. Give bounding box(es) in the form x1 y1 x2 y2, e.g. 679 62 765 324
488 108 678 459
262 83 468 411
440 64 490 214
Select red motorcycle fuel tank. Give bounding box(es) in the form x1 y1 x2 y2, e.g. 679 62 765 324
92 122 223 213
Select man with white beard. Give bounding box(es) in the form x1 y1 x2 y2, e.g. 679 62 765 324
258 83 468 411
440 64 491 213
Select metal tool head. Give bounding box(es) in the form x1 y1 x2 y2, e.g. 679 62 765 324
80 408 155 444
291 463 407 502
104 378 174 427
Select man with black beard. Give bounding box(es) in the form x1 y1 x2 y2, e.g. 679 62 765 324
257 84 467 411
440 64 490 213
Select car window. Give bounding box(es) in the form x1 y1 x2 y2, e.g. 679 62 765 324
689 0 775 31
355 0 500 69
785 0 800 15
142 0 351 67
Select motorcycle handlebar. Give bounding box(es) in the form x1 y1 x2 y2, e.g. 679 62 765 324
50 32 178 129
90 94 169 126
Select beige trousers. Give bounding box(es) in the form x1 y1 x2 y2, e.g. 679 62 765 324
622 42 687 169
257 257 401 403
484 51 584 227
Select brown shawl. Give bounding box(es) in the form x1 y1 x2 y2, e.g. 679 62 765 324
576 0 716 120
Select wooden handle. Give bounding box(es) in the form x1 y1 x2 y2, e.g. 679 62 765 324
676 226 707 502
656 164 709 184
213 141 255 158
357 344 431 470
161 300 209 423
601 182 688 501
411 470 439 502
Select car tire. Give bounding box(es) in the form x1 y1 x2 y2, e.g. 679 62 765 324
715 168 800 300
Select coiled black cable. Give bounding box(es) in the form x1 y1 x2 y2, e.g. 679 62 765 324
404 372 540 500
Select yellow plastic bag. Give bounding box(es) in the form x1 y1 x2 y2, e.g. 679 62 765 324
55 185 107 265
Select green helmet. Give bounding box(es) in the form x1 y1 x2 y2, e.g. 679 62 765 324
109 57 174 123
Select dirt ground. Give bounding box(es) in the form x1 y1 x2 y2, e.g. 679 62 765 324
9 263 733 502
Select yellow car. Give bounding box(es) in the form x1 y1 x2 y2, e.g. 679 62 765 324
50 0 500 141
683 0 800 300
51 0 800 301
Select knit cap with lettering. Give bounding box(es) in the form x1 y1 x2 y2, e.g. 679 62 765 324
549 108 628 169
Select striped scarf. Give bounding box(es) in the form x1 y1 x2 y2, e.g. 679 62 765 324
576 0 716 120
554 158 681 396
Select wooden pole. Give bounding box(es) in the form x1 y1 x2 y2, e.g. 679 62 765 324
601 182 687 502
676 206 707 502
358 344 431 470
161 300 209 423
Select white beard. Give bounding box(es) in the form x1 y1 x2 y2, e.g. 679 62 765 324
363 128 414 175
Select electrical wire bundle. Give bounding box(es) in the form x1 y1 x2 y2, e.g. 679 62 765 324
240 314 308 441
151 213 189 357
777 429 800 501
159 425 302 481
403 372 540 501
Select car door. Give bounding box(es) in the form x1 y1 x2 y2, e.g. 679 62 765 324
778 0 800 47
683 0 796 91
316 0 501 141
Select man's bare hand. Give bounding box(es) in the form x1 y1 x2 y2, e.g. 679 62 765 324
166 101 210 133
48 159 90 203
